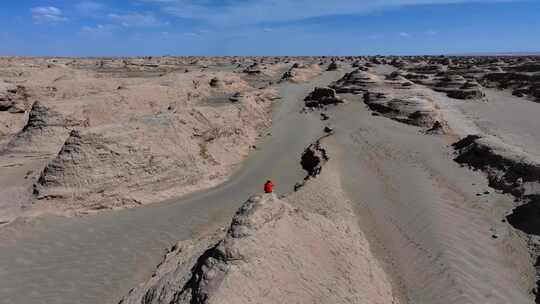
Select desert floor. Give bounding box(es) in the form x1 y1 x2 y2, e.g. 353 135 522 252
1 56 539 304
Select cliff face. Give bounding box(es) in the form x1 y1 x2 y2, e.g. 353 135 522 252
452 134 540 301
453 134 540 198
5 101 77 154
0 57 282 217
32 86 276 211
122 193 399 304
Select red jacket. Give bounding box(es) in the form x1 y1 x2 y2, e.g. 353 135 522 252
264 181 274 193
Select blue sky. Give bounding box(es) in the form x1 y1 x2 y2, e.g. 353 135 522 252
0 0 539 56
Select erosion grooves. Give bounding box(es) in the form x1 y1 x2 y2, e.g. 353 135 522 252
331 96 532 304
0 70 345 304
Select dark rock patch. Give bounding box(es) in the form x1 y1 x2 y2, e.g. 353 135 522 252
304 87 343 108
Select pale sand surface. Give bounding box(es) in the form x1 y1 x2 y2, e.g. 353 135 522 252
121 63 537 304
331 97 532 303
0 70 344 304
0 58 539 304
456 88 540 157
328 66 537 303
122 140 404 303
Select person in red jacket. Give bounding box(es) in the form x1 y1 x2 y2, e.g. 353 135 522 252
264 180 274 193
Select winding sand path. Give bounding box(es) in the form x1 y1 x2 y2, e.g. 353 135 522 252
0 70 344 304
1 65 537 304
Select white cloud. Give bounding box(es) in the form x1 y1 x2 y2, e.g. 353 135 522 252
81 24 116 33
150 0 516 26
108 13 164 27
76 1 105 16
426 29 438 35
81 24 117 36
399 32 410 37
80 24 118 39
31 6 67 24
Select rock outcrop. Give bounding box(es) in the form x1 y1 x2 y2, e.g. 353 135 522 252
209 77 222 88
0 82 29 113
121 192 399 304
389 56 540 103
242 63 262 75
452 134 540 301
304 87 343 108
326 61 339 71
482 72 540 102
34 129 160 204
5 101 75 154
364 92 445 130
300 139 328 178
330 69 380 94
294 138 330 191
280 63 322 83
31 83 276 212
120 138 402 304
386 71 414 87
406 63 445 75
452 135 540 198
331 69 447 132
433 75 485 100
119 233 224 304
31 120 233 210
